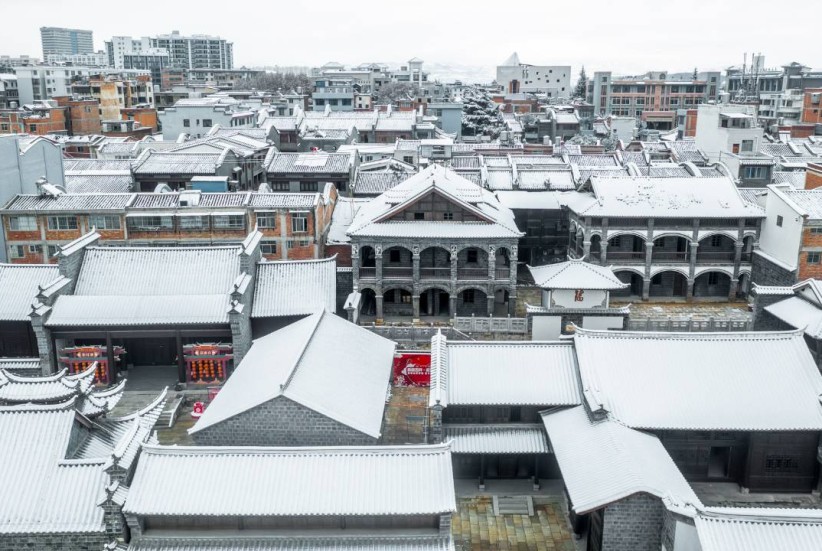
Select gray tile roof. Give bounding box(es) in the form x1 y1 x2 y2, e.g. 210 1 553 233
0 264 61 321
429 336 581 408
64 159 133 172
133 151 228 175
249 193 319 209
252 257 336 318
529 260 628 290
574 328 822 431
353 171 412 195
2 193 133 212
64 174 134 193
444 424 551 454
191 310 395 438
777 189 822 219
124 442 456 517
124 535 455 551
46 246 241 327
264 152 353 174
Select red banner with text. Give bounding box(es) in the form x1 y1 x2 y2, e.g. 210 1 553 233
392 352 431 387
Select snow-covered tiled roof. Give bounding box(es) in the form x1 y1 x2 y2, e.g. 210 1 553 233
353 171 413 195
0 358 40 374
696 510 822 551
123 535 455 550
0 392 164 535
574 328 822 431
542 406 702 514
64 159 133 172
529 260 628 290
124 442 456 517
264 152 353 174
190 311 394 437
495 190 566 210
572 176 764 218
132 151 228 175
2 193 133 212
429 337 580 408
327 197 369 245
347 165 521 239
444 424 550 454
64 174 134 193
772 188 822 219
765 296 822 339
252 257 336 318
772 171 806 189
46 246 240 327
0 365 94 404
0 264 60 321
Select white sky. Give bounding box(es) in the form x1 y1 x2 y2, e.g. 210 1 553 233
4 0 818 81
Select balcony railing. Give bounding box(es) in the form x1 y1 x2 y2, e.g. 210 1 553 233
495 268 511 280
608 251 645 261
653 251 689 262
383 266 413 278
359 267 376 279
458 268 489 280
420 267 451 280
697 251 736 263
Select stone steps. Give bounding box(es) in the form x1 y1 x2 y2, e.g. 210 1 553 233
493 495 534 516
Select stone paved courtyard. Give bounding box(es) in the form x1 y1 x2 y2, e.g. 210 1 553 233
452 497 577 551
611 299 752 319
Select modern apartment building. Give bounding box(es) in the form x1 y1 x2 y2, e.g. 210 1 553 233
39 27 94 57
150 31 233 70
589 70 721 118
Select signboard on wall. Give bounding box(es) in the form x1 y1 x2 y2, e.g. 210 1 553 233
393 352 431 387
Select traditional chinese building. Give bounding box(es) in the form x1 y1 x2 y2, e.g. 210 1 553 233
348 164 522 322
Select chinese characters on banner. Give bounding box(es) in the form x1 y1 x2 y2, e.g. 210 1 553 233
392 352 431 387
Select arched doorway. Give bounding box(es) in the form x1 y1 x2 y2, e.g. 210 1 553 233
382 246 413 279
457 247 489 280
648 270 688 299
693 271 731 299
698 234 737 263
383 288 413 317
359 246 376 279
737 272 751 298
590 235 602 262
653 236 690 263
456 288 488 316
419 288 450 317
419 246 451 280
612 271 644 299
359 288 377 317
607 234 645 261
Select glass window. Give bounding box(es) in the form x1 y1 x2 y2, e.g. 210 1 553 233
414 212 425 220
127 216 173 231
202 119 212 127
9 216 37 231
89 215 121 230
179 216 207 230
443 212 454 221
29 244 42 254
808 252 821 264
292 214 308 233
47 245 59 257
261 242 277 255
776 215 783 227
213 215 245 230
256 212 276 229
47 216 78 231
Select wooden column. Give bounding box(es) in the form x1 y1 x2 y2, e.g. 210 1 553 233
105 332 115 385
176 331 186 384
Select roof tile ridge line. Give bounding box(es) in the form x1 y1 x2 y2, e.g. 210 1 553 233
280 311 326 394
139 440 452 455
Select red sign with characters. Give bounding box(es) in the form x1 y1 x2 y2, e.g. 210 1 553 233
393 352 431 387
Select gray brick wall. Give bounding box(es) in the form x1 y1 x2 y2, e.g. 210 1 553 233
0 531 109 551
602 493 663 551
191 395 378 447
336 269 353 315
752 251 797 287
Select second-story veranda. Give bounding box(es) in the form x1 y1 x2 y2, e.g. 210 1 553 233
568 175 764 301
348 165 523 323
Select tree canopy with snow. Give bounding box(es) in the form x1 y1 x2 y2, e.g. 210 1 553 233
237 72 313 93
373 82 418 105
573 67 588 100
461 90 504 138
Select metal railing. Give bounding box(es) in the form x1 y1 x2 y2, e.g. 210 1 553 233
653 251 689 262
495 268 511 280
608 251 645 261
626 316 753 332
359 267 376 278
697 251 736 262
383 266 413 278
458 268 490 279
454 316 528 334
420 267 451 279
